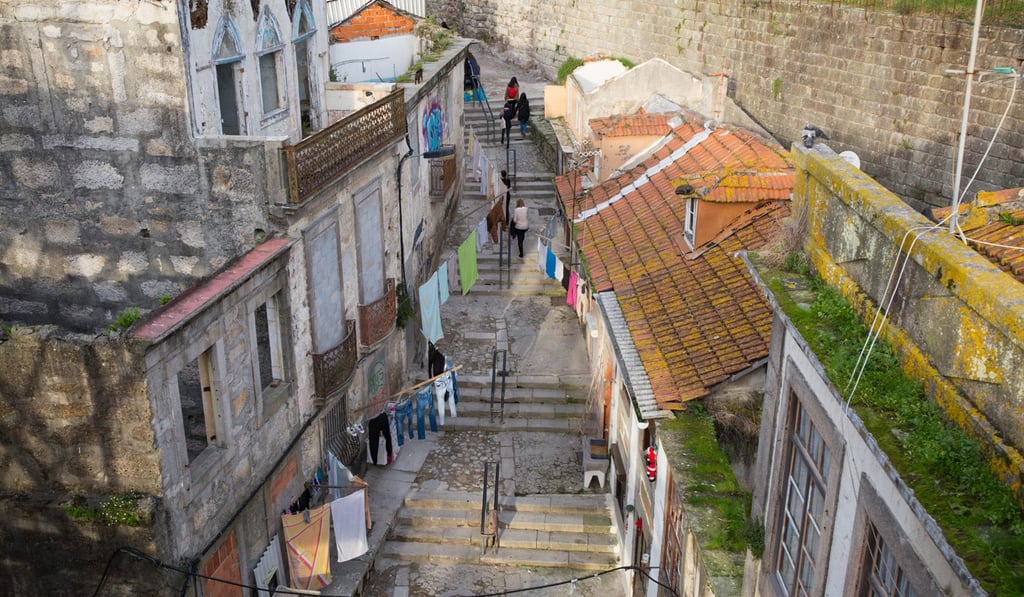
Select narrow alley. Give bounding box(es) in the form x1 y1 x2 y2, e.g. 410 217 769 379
348 45 629 596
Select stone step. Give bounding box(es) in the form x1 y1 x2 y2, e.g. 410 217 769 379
457 373 589 390
380 541 618 570
443 401 583 418
452 386 587 404
438 415 582 433
405 490 609 515
390 524 617 554
396 507 613 534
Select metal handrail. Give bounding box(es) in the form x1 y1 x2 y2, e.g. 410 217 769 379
505 148 517 191
468 76 495 142
480 460 501 555
489 348 508 423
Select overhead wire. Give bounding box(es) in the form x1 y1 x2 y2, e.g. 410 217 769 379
93 547 678 597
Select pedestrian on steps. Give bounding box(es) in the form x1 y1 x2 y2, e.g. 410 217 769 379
505 77 519 102
511 198 529 258
501 169 513 226
516 92 531 138
500 99 515 146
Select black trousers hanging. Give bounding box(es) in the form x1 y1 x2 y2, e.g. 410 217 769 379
428 342 446 377
367 412 393 465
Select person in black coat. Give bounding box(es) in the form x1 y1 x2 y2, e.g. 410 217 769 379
516 93 531 138
500 99 515 146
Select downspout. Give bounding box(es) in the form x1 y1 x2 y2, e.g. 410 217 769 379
397 134 414 293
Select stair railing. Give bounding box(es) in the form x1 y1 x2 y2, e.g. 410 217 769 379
469 76 495 141
489 347 508 423
480 460 501 555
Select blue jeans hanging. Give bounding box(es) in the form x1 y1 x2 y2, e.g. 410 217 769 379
394 400 414 446
415 387 438 439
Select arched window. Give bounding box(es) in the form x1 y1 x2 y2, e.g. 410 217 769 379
256 10 287 118
292 1 316 134
213 17 245 135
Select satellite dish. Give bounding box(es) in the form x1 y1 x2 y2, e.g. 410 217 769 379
839 151 861 169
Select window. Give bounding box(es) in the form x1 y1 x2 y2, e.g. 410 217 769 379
293 1 316 135
256 11 286 117
683 197 697 246
305 211 346 353
860 523 918 597
178 347 222 463
213 18 245 135
254 292 286 391
355 182 385 303
774 398 831 596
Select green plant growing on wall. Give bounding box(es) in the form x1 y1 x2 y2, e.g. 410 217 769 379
159 293 173 306
557 56 584 84
65 493 144 527
999 212 1024 226
109 307 141 332
900 137 914 151
608 56 635 69
396 285 415 329
772 78 783 101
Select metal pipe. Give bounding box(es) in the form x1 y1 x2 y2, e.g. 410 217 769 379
950 0 986 233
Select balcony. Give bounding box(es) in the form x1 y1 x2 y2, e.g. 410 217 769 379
358 278 397 347
311 319 358 405
429 153 457 200
282 91 406 205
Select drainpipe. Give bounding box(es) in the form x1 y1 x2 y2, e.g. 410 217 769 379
397 135 414 294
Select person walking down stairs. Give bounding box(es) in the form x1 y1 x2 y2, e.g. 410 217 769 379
517 92 531 138
511 198 529 258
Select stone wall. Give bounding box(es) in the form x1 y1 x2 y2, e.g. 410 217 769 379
796 146 1024 500
0 2 278 333
426 0 1024 212
0 326 167 596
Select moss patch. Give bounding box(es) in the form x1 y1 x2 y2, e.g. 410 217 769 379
758 264 1024 594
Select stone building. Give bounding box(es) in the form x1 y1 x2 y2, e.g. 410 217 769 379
0 0 466 594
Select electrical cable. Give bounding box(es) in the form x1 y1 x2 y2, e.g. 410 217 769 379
92 546 351 597
470 565 679 597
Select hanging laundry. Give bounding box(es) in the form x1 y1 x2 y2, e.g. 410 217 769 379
418 272 443 345
366 411 393 465
555 256 564 282
479 155 488 195
459 231 479 295
476 218 487 251
428 342 446 377
438 261 450 304
394 399 414 446
545 246 557 279
446 253 459 291
331 491 369 563
281 503 332 590
536 237 546 273
567 270 579 308
445 357 460 405
414 386 438 439
485 199 506 244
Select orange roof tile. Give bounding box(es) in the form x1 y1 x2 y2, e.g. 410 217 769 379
933 188 1024 283
590 110 676 138
558 120 793 411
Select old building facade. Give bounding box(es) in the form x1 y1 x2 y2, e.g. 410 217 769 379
0 0 466 594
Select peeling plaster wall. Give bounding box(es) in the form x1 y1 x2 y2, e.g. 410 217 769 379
796 147 1024 500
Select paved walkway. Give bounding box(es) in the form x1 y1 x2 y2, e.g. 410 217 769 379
322 44 627 597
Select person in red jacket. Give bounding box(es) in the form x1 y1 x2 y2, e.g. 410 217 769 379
505 77 519 101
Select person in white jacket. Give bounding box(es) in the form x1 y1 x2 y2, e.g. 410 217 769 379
511 199 529 258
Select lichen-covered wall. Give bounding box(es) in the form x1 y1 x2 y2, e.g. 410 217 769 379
796 147 1024 500
426 0 1024 211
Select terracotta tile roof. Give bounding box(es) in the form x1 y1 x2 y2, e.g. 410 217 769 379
589 110 675 138
932 187 1024 283
557 120 793 410
134 236 295 342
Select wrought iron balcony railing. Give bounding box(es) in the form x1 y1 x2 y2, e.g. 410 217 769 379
429 153 457 199
282 91 406 205
311 319 358 404
358 278 397 347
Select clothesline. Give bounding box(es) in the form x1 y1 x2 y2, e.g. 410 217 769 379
389 364 464 398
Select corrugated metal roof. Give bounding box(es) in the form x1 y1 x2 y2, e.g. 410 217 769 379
595 292 674 421
325 0 425 27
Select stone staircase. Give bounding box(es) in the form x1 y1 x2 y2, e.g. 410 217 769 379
383 490 618 571
439 372 588 433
